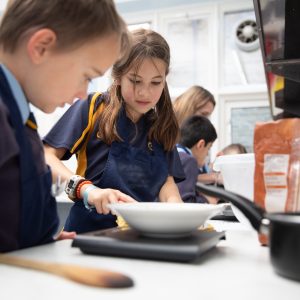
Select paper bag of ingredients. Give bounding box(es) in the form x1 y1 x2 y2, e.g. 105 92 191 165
254 118 300 245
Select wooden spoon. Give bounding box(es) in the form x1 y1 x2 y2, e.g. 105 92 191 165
0 254 134 288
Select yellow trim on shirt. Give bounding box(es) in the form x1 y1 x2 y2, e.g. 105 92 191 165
70 93 101 154
76 97 105 177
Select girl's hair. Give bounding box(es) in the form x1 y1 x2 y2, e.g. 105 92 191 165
173 85 216 127
98 28 179 151
0 0 130 54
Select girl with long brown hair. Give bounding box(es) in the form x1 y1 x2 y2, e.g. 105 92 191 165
44 29 185 233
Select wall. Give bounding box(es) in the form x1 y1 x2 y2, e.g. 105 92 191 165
0 0 270 158
118 0 270 156
0 0 7 11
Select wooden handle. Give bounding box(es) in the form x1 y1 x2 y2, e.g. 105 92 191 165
0 255 133 288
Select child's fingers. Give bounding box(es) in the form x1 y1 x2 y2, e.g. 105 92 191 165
93 189 136 215
116 192 136 203
94 202 103 215
101 198 112 215
55 231 76 240
101 193 120 214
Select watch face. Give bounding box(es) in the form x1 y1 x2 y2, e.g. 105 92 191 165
68 180 74 189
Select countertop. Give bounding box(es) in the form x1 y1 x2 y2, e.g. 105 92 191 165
1 221 300 300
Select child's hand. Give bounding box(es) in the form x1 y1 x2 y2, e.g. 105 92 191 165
164 196 183 203
54 230 76 241
87 188 137 215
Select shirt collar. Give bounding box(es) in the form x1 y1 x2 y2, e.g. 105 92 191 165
176 144 192 155
0 64 30 124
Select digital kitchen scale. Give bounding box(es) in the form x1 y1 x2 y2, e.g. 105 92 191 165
211 204 238 221
72 227 225 262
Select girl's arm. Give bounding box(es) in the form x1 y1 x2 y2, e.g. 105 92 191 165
44 144 136 214
158 176 183 203
44 144 73 182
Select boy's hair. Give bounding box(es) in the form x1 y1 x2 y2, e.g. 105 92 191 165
173 85 216 127
98 28 179 151
179 115 217 148
0 0 130 54
221 143 247 155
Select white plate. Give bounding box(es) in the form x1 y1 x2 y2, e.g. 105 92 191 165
107 202 227 238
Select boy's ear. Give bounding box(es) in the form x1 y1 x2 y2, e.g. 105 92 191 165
27 29 57 63
196 139 206 149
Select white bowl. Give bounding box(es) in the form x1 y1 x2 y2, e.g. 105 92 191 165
107 202 226 238
213 153 255 228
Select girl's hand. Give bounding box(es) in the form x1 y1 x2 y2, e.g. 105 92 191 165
86 188 137 215
164 196 183 203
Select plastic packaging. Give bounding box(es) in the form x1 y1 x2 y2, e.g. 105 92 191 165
254 119 300 244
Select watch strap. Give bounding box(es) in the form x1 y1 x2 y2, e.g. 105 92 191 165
65 175 85 200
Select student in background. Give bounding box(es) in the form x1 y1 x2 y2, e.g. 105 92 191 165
212 143 248 186
176 115 217 204
0 0 130 252
44 29 185 234
173 85 216 127
199 143 248 187
173 85 216 184
217 143 247 156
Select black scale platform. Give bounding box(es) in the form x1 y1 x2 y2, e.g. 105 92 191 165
72 227 225 262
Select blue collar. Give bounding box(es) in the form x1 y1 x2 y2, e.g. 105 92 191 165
0 64 30 124
176 144 192 155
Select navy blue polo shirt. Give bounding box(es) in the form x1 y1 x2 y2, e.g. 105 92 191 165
44 93 185 186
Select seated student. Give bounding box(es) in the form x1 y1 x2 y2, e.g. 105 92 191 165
217 143 247 156
173 86 216 182
173 85 216 127
210 143 248 187
44 29 185 234
197 143 247 186
176 115 217 203
0 0 130 252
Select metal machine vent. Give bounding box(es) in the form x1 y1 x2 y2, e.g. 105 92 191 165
235 19 259 52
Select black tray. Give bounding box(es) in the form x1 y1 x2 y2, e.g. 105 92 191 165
72 227 225 262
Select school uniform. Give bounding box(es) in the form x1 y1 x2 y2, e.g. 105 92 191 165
0 65 59 252
176 144 208 203
44 93 185 233
199 163 210 174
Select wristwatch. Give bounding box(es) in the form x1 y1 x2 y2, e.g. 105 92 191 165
65 175 85 200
